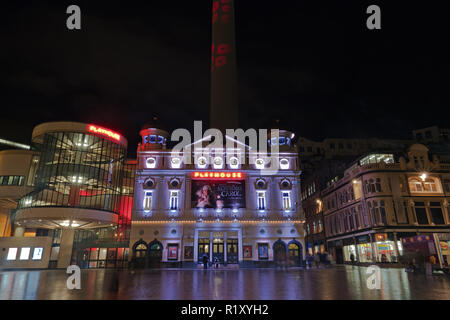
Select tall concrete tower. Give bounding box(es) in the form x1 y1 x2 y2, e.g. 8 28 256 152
210 0 239 132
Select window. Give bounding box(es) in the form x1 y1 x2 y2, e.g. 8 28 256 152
32 247 44 260
318 220 323 232
280 158 289 169
171 157 181 169
7 248 18 260
0 175 26 186
170 191 179 210
429 202 445 225
306 224 310 235
20 247 31 260
375 178 382 192
255 158 264 169
444 179 450 192
313 221 317 233
409 177 440 193
379 200 387 225
257 191 266 210
143 191 152 211
146 157 156 168
414 202 429 225
282 192 291 211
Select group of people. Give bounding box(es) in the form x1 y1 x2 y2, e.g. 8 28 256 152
305 251 331 268
202 253 220 269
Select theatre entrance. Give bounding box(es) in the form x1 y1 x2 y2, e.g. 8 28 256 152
197 230 239 264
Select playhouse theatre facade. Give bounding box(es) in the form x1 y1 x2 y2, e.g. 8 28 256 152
129 124 304 268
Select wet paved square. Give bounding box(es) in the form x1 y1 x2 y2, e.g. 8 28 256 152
0 265 449 300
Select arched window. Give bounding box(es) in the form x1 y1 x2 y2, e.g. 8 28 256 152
409 177 440 193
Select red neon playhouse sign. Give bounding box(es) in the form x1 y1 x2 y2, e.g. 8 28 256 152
192 172 244 180
88 125 121 141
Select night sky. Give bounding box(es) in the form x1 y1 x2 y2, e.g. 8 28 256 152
1 1 449 158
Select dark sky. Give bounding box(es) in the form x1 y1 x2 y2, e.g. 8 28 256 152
1 1 449 158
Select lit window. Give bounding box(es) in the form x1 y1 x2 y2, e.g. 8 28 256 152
197 156 207 168
146 157 156 168
280 158 289 170
257 191 266 210
313 222 317 233
20 247 31 260
7 248 18 261
32 247 43 260
229 156 239 169
171 157 181 169
170 191 179 210
213 157 223 169
255 158 264 169
143 191 152 211
282 192 291 211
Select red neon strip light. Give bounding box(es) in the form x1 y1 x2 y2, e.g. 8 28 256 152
192 172 244 179
88 125 121 141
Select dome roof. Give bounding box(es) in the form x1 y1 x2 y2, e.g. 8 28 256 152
140 116 168 131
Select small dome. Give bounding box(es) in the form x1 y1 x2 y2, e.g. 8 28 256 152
141 116 168 131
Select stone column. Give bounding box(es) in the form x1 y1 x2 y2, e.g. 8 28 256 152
194 228 199 263
57 228 75 268
392 232 400 263
370 234 377 263
353 237 360 262
209 231 213 262
224 231 228 264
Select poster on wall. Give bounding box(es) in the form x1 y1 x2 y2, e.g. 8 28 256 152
168 244 178 260
258 244 269 260
184 246 194 260
243 246 252 258
191 180 245 209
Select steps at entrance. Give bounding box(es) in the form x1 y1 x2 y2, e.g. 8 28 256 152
196 264 239 269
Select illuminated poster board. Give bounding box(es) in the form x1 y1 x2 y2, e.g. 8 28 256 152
191 179 245 209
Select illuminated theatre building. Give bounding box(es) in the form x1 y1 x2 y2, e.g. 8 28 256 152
0 122 134 269
129 124 304 268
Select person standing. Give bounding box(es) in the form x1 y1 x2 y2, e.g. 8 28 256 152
314 252 320 268
202 253 209 269
350 253 355 265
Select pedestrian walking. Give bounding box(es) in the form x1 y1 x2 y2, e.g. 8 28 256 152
214 257 219 269
314 253 320 268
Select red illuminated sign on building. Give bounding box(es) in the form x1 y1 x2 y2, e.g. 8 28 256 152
88 125 121 141
192 172 244 180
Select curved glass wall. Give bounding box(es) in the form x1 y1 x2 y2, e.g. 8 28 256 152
19 131 126 213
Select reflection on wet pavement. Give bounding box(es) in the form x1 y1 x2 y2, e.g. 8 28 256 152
0 265 449 300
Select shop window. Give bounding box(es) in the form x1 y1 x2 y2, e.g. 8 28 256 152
170 191 179 210
282 192 291 211
430 202 445 225
414 202 429 225
257 191 266 210
143 191 152 212
20 247 31 260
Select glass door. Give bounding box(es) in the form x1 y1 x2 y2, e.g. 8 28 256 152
212 238 224 263
227 239 238 264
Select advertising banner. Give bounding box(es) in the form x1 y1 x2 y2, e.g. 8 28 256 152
191 180 245 209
